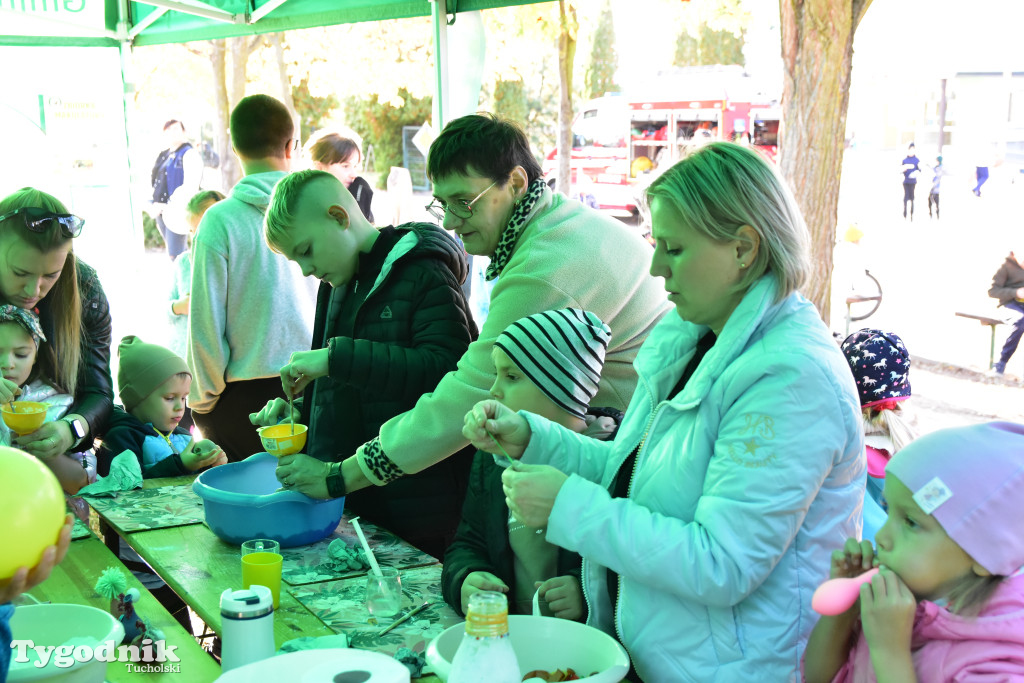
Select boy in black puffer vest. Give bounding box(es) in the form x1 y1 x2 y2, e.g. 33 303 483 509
253 169 477 558
441 309 622 619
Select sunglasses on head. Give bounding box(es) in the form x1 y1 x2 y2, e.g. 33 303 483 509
0 206 85 238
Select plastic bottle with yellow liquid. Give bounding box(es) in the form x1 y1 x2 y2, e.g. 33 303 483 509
449 591 521 683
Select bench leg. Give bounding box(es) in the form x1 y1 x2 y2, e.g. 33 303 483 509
989 323 997 369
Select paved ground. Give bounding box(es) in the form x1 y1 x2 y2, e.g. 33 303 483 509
80 152 1023 441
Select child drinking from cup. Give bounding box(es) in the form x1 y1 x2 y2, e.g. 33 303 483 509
803 421 1024 682
97 335 227 477
442 309 622 619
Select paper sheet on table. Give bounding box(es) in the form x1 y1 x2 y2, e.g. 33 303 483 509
78 450 143 497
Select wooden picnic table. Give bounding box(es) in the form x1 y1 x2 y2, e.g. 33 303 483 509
28 534 222 682
87 474 447 681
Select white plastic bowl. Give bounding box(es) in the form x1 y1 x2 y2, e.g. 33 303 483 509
8 603 125 683
426 615 630 682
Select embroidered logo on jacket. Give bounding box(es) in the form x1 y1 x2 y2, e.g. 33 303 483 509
380 306 393 319
727 414 777 468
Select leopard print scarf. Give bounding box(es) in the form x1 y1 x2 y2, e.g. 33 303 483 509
484 179 547 282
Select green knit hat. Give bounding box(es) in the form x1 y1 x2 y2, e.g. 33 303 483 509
117 335 191 411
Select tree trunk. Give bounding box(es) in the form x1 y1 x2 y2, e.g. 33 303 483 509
270 33 300 139
555 0 577 196
937 78 947 155
779 0 872 325
209 40 238 191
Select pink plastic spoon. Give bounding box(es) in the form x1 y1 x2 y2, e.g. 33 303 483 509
811 567 879 615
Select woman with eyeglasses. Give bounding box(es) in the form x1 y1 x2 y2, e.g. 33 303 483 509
306 131 374 223
275 112 669 501
0 187 113 493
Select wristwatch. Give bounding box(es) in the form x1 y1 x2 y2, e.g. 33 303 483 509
61 416 87 450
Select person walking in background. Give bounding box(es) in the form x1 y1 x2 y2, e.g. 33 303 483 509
987 244 1024 375
928 155 945 219
306 131 374 222
187 94 319 461
974 164 990 197
900 142 921 220
150 120 203 260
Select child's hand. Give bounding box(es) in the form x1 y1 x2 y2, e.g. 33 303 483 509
461 571 508 615
280 349 329 398
536 576 584 621
182 439 227 471
830 537 879 579
0 514 72 603
0 377 21 404
860 567 916 669
249 398 296 427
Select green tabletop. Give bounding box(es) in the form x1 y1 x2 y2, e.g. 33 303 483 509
27 535 222 683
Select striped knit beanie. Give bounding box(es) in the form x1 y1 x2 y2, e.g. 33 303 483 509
494 309 611 419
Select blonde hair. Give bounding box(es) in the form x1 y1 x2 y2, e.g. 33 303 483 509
645 142 810 301
945 573 1006 616
0 187 81 395
264 169 348 254
863 403 917 453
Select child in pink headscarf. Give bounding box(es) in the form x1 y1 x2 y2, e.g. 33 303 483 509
803 422 1024 682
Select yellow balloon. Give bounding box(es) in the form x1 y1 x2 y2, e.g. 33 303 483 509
0 446 66 580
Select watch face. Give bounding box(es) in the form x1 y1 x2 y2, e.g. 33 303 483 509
67 418 86 438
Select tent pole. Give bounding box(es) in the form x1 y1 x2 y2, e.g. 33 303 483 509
430 0 450 130
117 0 141 246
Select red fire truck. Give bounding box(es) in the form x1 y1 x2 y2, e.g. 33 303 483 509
543 66 780 219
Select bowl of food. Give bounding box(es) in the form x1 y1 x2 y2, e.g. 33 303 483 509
1 401 48 436
192 453 344 547
426 615 630 682
257 423 308 457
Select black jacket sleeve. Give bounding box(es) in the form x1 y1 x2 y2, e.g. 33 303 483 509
73 262 114 446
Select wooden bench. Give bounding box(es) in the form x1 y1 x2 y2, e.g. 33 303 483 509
955 311 1005 369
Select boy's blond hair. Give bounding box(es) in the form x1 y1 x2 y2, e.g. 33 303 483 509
264 169 358 254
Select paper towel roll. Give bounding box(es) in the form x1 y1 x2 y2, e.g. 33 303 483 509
215 649 411 683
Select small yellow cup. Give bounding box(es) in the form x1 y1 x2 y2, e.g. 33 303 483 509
241 551 282 609
1 401 48 436
257 423 308 457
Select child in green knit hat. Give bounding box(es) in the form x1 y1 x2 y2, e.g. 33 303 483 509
97 335 226 477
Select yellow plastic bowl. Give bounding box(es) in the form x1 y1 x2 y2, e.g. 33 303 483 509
1 401 48 436
258 423 308 457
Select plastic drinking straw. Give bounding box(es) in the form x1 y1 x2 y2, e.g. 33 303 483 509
288 393 294 435
487 429 517 468
349 516 383 578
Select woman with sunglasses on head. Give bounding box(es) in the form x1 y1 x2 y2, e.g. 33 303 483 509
0 187 113 493
275 112 670 501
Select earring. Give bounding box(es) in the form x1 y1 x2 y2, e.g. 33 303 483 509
739 263 746 269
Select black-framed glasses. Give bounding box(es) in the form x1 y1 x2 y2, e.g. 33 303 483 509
425 180 498 221
0 206 84 238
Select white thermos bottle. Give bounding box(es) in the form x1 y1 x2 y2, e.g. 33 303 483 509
220 585 275 671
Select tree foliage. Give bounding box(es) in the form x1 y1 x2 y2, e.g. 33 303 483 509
344 88 433 189
292 76 340 142
673 24 745 66
585 0 619 99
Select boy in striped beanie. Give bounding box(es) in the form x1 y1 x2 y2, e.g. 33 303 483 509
442 309 620 619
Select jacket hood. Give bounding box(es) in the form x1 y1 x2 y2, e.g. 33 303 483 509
401 222 469 285
229 171 286 211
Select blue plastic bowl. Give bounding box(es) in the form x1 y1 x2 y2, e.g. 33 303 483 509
192 453 345 548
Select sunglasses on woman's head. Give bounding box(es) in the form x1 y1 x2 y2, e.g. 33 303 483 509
0 206 85 238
